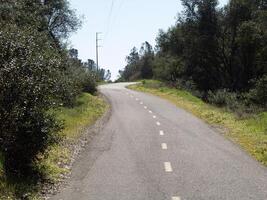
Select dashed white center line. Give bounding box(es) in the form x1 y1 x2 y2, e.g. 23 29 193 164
149 110 152 113
144 106 147 109
172 197 181 200
136 98 139 101
153 115 156 119
156 122 161 126
140 102 143 105
161 143 168 150
164 162 173 172
159 130 164 136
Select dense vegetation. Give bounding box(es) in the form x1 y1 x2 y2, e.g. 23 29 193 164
119 0 267 113
0 0 110 186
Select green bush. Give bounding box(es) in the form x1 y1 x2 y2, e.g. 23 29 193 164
54 61 97 107
207 89 240 109
152 56 184 83
206 89 263 117
247 75 267 109
81 73 97 94
0 0 99 193
0 26 63 177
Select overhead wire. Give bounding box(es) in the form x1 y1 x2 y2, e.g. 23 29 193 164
113 0 125 25
104 0 126 44
104 0 116 41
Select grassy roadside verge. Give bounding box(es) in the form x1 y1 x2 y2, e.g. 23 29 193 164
0 93 108 199
128 80 267 166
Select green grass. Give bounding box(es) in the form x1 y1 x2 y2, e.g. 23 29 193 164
129 80 267 166
0 93 108 199
55 93 108 140
36 93 108 182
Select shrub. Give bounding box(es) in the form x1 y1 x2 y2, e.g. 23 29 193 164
0 26 63 177
142 80 165 89
81 73 97 94
207 89 240 110
54 61 97 107
247 75 267 109
0 0 97 184
153 56 184 83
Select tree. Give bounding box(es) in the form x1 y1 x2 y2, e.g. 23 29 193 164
180 0 221 91
105 70 112 81
69 48 79 59
0 0 94 178
139 42 154 79
0 26 63 176
118 0 267 108
121 47 141 81
42 0 81 45
126 47 140 66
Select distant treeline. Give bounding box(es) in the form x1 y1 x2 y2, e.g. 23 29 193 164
0 0 110 178
118 0 267 111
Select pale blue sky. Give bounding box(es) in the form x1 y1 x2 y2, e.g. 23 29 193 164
68 0 229 80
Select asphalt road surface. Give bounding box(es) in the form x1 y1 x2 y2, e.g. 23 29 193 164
51 82 267 200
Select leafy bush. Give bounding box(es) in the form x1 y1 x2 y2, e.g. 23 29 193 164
141 80 165 89
53 59 98 107
207 89 240 109
81 73 97 94
0 26 63 177
152 56 184 82
206 89 263 118
247 75 267 109
0 2 100 196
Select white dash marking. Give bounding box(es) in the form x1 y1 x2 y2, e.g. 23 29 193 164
140 102 143 105
164 162 173 172
136 98 139 101
153 115 156 119
159 130 164 136
156 122 161 126
149 110 152 113
172 197 181 200
161 143 167 150
144 106 147 109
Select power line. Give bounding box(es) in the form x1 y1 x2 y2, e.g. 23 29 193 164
113 0 125 27
105 0 116 40
118 0 126 13
104 0 126 44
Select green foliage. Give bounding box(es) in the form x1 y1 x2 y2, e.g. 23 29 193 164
36 93 107 182
0 0 110 198
247 75 267 108
152 55 184 82
118 0 267 110
42 0 82 41
0 93 107 199
207 89 238 107
119 42 154 81
54 93 107 140
0 0 104 186
83 58 112 82
0 25 63 177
